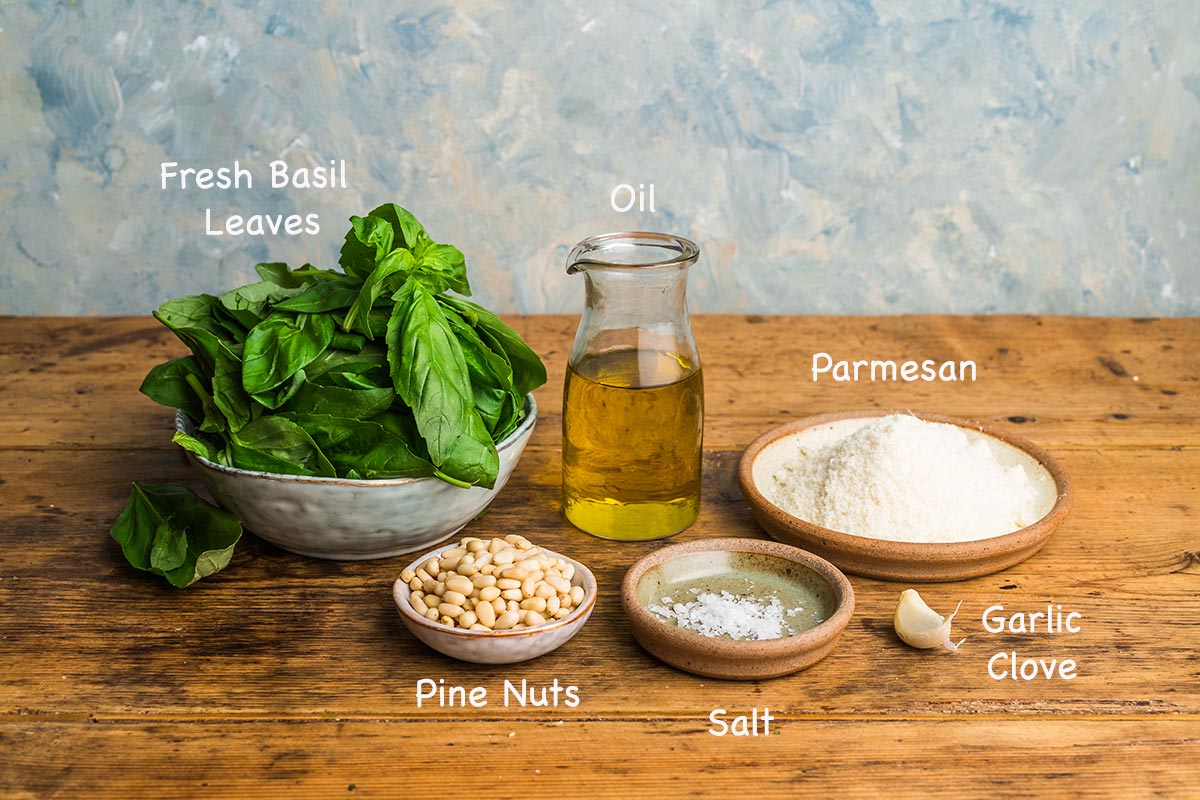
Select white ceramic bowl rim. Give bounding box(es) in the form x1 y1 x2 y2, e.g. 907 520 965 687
175 394 537 486
393 541 597 639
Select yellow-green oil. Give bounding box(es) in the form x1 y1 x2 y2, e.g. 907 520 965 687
562 348 703 540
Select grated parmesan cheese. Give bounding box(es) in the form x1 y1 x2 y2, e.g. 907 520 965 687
648 591 803 640
762 414 1053 543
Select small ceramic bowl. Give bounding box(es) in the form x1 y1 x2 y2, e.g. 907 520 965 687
177 396 537 561
739 410 1073 582
621 538 854 680
393 541 597 664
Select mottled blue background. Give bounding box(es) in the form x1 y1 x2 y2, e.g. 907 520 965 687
1 1 1197 315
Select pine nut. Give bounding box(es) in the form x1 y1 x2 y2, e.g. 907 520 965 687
494 610 520 630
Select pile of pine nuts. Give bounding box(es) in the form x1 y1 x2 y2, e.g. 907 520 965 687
401 535 586 631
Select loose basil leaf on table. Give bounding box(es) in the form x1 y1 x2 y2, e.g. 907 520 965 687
110 483 242 588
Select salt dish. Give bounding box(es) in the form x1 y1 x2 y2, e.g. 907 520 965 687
621 538 854 680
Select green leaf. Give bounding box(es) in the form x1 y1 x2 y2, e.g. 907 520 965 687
414 243 470 295
255 262 306 288
339 213 395 279
153 295 241 369
171 430 219 461
437 295 547 397
218 280 302 328
282 382 395 419
110 483 242 588
282 413 436 479
242 313 335 395
228 416 336 477
341 248 416 338
212 346 255 430
330 331 367 352
443 306 516 434
274 275 363 313
387 282 498 488
304 346 388 383
140 356 205 420
247 369 307 411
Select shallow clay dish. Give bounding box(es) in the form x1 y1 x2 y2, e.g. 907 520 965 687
738 410 1073 582
393 541 597 665
621 538 854 680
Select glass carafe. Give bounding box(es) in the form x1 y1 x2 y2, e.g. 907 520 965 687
561 232 703 541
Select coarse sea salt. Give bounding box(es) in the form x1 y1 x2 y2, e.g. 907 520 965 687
648 591 803 640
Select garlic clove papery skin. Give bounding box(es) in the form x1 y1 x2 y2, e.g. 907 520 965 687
894 589 964 651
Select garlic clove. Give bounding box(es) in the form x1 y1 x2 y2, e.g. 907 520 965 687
894 589 965 652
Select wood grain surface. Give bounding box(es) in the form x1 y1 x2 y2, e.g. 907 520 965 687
1 315 1197 798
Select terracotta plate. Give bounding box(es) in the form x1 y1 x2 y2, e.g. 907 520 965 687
738 410 1073 582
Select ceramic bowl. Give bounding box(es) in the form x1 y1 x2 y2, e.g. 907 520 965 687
393 541 597 664
621 538 854 680
176 396 537 561
739 410 1073 582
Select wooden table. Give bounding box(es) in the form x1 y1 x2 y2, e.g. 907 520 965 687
1 315 1197 798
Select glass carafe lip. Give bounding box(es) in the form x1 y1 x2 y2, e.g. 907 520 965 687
566 231 700 275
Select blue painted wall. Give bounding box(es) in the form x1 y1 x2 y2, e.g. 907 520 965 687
2 1 1197 315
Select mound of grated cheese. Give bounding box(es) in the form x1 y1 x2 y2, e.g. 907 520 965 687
648 591 799 640
763 414 1049 543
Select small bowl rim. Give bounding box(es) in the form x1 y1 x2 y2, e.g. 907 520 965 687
737 409 1074 566
393 540 598 640
175 394 537 486
620 537 855 658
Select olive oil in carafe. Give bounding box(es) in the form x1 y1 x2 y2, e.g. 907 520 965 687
562 348 703 540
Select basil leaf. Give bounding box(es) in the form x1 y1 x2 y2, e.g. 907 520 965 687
153 295 240 369
248 369 307 410
218 280 302 328
282 382 395 419
212 346 254 430
415 243 470 295
387 282 498 488
443 306 515 434
340 213 394 278
228 415 336 477
172 430 220 461
255 262 309 288
437 295 547 397
110 483 242 588
242 313 335 395
341 248 415 338
282 413 435 479
274 275 363 313
140 356 205 421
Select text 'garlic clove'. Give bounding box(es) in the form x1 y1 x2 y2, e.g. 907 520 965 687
894 589 965 652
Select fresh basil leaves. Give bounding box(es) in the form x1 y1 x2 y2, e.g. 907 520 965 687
110 483 243 587
142 204 544 489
